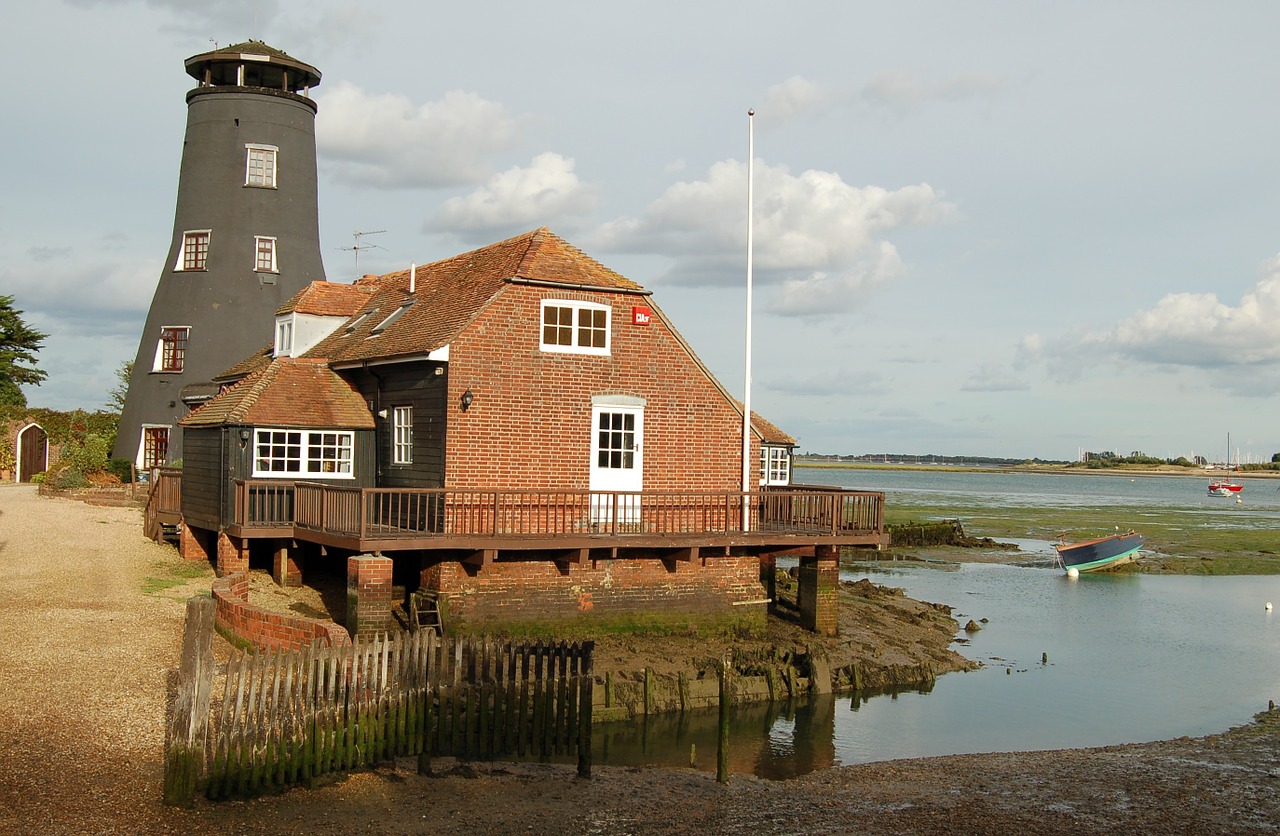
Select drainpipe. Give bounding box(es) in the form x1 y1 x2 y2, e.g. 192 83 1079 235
366 361 384 482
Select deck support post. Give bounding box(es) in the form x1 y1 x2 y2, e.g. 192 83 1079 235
759 553 777 614
798 545 839 636
272 538 303 587
346 553 395 640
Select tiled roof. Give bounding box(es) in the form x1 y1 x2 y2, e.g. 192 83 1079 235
751 412 796 446
180 358 374 429
278 281 377 317
215 344 274 382
305 228 646 364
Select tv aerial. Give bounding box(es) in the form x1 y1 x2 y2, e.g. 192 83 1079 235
340 229 387 277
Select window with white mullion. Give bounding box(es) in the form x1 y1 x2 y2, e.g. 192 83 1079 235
392 406 413 465
540 300 610 355
253 429 354 477
245 144 278 188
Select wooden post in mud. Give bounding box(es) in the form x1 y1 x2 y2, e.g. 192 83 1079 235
717 657 730 784
577 641 594 778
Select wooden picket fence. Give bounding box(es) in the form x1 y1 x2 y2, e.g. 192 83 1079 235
165 598 595 804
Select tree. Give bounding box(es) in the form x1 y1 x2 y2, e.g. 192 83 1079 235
1272 453 1280 464
107 359 133 413
0 295 47 409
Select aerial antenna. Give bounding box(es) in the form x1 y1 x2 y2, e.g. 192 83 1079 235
340 230 387 277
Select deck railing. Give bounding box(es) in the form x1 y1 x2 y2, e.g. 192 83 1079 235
230 481 883 543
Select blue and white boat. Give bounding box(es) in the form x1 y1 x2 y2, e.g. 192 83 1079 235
1055 531 1144 573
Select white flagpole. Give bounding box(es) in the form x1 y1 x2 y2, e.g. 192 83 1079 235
742 109 755 531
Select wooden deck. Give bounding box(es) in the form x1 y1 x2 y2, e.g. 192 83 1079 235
219 480 887 555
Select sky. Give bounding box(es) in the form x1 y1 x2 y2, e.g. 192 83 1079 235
5 1 1280 463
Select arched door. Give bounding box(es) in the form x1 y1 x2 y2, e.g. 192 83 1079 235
17 423 48 482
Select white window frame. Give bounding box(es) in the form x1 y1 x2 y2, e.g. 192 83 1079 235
540 300 610 356
369 302 413 337
245 143 278 188
152 325 190 372
175 230 211 271
252 428 355 478
274 317 293 357
254 235 278 273
760 446 792 486
137 424 171 471
392 406 413 465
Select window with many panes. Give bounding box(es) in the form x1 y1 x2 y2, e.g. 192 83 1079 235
177 231 210 271
253 429 354 477
255 236 277 272
141 426 169 470
245 144 278 188
596 411 636 470
540 300 610 355
760 446 791 486
154 326 189 372
392 406 412 464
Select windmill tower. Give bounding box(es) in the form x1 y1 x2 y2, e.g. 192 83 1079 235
114 41 326 468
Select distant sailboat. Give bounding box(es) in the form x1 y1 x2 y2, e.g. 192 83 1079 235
1208 432 1243 496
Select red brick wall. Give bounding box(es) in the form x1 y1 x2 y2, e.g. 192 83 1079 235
212 573 351 651
421 555 768 634
347 554 395 640
444 289 759 492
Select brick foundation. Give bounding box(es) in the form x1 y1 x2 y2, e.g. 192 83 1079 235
798 546 839 637
212 573 350 651
179 524 212 562
420 555 768 635
347 554 395 640
216 531 248 577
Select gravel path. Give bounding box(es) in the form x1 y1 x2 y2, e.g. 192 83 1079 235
3 483 1278 834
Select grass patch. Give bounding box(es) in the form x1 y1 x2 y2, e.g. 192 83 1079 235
142 577 189 595
141 558 215 595
884 500 1280 575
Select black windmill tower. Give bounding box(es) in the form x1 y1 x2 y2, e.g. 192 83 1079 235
114 41 327 468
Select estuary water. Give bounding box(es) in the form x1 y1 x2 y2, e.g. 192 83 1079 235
590 466 1280 779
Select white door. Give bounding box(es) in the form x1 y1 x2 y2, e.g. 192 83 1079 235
589 402 643 524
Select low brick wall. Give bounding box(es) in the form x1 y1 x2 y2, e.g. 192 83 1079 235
212 573 350 652
422 555 769 635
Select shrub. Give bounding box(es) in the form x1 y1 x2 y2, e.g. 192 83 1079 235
57 433 110 476
106 458 134 483
51 469 87 490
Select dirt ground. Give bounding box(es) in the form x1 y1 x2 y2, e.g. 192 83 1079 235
3 483 1279 835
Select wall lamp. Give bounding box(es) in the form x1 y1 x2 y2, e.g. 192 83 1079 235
460 389 474 412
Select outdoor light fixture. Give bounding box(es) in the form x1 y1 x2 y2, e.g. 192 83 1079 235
239 428 250 441
461 389 474 412
377 409 388 419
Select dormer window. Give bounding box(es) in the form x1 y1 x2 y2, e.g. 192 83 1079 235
245 144 278 188
275 317 294 356
540 300 610 356
369 302 413 337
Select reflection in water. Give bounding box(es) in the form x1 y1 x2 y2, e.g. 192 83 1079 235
591 683 934 780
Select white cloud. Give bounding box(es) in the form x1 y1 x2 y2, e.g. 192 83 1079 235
316 82 526 188
760 76 828 122
1102 272 1280 366
65 0 283 35
432 153 598 233
594 159 955 315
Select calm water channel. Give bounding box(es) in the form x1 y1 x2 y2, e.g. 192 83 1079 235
587 467 1280 779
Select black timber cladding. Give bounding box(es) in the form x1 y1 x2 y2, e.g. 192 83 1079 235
344 362 447 488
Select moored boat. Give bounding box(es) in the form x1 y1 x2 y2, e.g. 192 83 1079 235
1055 531 1143 573
1208 479 1243 497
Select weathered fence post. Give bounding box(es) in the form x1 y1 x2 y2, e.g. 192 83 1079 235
164 596 216 806
577 641 594 779
716 656 730 785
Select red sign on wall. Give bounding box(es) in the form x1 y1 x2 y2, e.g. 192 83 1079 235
632 306 652 326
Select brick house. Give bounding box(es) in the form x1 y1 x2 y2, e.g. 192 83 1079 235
175 228 885 639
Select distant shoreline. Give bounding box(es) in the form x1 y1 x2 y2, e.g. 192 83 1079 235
794 460 1280 479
